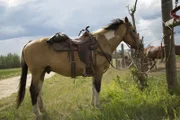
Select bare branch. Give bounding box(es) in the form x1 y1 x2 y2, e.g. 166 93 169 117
126 5 132 15
133 0 138 14
128 0 138 15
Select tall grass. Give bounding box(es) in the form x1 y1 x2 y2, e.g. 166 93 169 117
70 71 180 120
0 69 180 120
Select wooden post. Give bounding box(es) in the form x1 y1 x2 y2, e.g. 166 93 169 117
161 0 178 91
140 37 144 72
115 49 118 69
121 44 125 68
117 60 121 69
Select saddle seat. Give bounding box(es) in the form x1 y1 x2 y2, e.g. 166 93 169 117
47 30 98 77
72 32 92 44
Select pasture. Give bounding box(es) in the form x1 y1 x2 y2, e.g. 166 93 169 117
1 67 180 120
0 68 21 80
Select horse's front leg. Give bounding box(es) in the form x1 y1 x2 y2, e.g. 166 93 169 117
38 93 46 113
30 80 41 117
91 72 102 108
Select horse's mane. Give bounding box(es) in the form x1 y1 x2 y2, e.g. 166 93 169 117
93 18 124 35
104 19 124 31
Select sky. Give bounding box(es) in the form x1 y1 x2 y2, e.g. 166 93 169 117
0 0 180 55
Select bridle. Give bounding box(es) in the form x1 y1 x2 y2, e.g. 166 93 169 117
123 23 140 50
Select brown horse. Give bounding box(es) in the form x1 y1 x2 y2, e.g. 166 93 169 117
144 45 165 70
175 45 180 55
144 45 180 70
17 17 141 118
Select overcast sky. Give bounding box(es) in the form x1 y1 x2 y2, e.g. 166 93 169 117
0 0 180 55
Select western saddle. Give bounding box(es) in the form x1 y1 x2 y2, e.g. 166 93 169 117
47 26 98 78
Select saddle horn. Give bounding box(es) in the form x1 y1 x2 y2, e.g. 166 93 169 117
78 26 90 36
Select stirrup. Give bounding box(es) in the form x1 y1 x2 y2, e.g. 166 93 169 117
83 65 94 77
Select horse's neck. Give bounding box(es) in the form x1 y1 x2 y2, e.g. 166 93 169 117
108 34 123 52
94 30 125 54
104 30 125 52
94 34 112 54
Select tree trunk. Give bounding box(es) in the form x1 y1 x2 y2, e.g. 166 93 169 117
161 0 178 92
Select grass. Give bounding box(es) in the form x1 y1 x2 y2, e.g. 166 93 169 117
0 68 180 120
176 55 180 61
0 68 21 80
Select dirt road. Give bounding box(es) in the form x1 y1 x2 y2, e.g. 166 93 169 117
0 72 55 99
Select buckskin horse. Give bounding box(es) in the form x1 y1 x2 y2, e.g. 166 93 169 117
17 17 141 118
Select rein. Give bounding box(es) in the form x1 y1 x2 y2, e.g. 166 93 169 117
92 34 118 69
93 38 116 69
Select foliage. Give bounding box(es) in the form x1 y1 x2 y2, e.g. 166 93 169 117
130 66 148 90
71 71 180 120
0 69 180 120
0 53 21 69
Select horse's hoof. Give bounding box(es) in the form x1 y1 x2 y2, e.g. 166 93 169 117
96 104 101 110
32 113 42 120
40 108 46 113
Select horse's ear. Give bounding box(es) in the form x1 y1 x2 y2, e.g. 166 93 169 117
125 17 129 23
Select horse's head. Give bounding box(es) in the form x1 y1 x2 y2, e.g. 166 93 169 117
119 17 142 50
93 17 143 53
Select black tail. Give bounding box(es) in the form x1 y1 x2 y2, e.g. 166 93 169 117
17 53 28 108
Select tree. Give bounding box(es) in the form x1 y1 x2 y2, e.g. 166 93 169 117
0 53 20 69
161 0 178 92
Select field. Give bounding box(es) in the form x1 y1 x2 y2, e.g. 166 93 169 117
0 68 21 80
0 67 180 120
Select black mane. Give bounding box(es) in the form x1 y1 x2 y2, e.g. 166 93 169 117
104 19 124 31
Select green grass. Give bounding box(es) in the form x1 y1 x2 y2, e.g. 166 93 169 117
0 68 180 120
0 68 21 80
176 55 180 61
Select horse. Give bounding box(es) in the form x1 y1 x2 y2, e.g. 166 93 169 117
144 45 165 70
175 45 180 55
17 17 142 118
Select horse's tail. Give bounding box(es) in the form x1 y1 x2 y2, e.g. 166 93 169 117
17 50 28 108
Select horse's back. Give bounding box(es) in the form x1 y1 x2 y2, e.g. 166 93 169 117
144 46 164 59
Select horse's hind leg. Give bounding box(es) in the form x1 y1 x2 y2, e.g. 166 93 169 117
38 71 46 113
30 71 44 117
